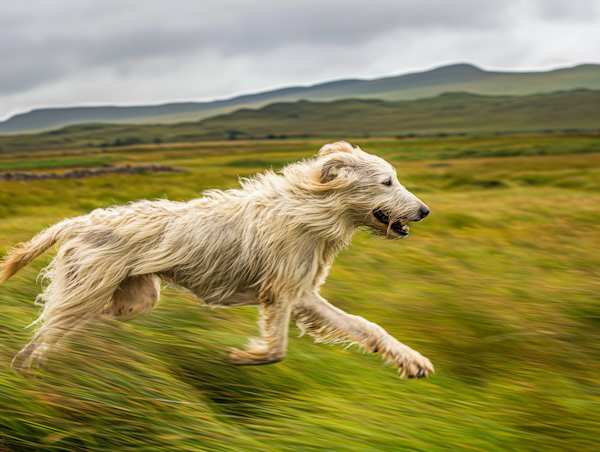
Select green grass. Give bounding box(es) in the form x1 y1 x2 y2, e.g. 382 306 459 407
1 135 600 451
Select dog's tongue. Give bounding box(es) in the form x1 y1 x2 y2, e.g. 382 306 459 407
391 221 409 235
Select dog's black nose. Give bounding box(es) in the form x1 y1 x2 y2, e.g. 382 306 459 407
419 205 430 219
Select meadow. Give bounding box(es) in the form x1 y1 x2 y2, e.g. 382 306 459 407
0 133 599 451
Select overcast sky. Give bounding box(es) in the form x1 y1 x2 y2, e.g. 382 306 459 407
1 0 599 120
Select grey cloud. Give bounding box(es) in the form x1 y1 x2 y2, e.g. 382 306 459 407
532 0 598 22
0 29 201 95
1 0 599 119
0 0 519 95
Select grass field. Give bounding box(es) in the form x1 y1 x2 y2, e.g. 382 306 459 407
1 134 599 451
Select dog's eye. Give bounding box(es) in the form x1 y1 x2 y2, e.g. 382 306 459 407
382 179 392 186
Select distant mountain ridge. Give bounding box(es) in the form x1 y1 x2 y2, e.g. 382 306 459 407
1 63 599 135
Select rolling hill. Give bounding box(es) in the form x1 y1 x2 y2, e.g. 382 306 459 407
1 63 599 135
0 89 598 152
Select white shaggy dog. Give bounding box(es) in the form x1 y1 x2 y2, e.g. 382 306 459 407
0 141 434 378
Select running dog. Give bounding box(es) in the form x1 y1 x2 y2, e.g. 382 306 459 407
0 141 434 378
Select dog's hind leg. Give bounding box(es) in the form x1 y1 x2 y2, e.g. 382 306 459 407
12 284 120 372
293 292 434 378
103 274 161 321
226 293 293 366
11 248 126 372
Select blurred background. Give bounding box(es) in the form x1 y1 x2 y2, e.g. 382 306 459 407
0 1 599 451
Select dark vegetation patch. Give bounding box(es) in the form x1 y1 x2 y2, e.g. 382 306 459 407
0 157 116 171
0 164 186 182
445 176 508 189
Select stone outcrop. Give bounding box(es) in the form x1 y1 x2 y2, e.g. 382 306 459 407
0 165 187 182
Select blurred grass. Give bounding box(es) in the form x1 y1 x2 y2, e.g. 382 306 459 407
0 134 599 451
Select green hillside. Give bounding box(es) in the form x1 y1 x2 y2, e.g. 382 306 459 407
195 89 600 138
1 63 599 134
0 90 598 152
1 135 600 450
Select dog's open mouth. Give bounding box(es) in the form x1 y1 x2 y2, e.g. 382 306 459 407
372 209 410 237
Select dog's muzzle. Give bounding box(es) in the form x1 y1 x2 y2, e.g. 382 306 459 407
372 209 410 237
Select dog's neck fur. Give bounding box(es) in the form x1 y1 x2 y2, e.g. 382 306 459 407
245 165 358 244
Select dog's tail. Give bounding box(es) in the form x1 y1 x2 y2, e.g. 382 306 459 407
0 222 65 285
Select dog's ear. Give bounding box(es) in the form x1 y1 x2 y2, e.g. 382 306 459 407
317 141 355 160
321 158 348 183
299 142 359 191
317 154 360 187
317 142 359 183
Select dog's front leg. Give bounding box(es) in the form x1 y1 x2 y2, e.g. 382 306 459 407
294 292 434 378
226 296 292 366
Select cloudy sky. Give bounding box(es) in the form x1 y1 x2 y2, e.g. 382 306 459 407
1 0 599 120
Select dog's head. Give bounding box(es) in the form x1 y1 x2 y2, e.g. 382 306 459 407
304 141 429 239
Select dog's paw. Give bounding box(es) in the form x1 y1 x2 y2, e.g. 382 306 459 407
225 347 284 366
398 353 434 379
10 357 30 374
11 346 48 375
